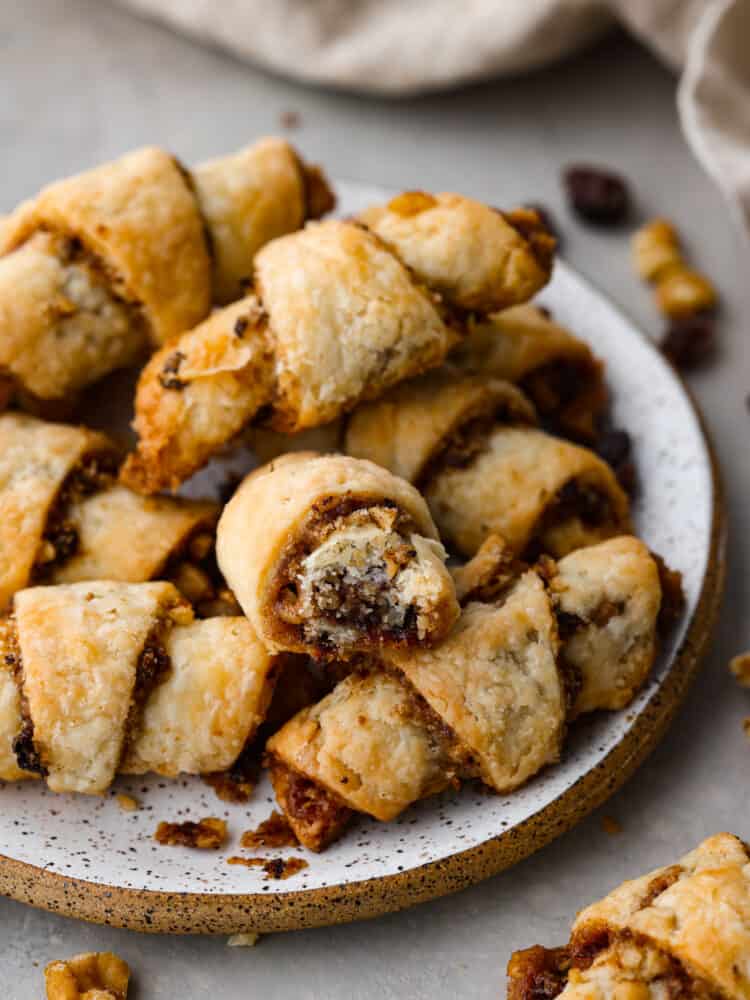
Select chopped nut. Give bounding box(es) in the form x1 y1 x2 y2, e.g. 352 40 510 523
632 218 681 282
601 815 623 835
116 793 140 812
227 932 261 947
563 165 630 225
155 816 227 849
45 952 130 999
730 652 750 688
655 267 717 319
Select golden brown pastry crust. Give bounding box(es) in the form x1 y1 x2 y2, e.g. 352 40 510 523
570 834 750 999
125 191 554 493
15 580 189 794
267 670 454 822
0 588 276 790
552 537 662 716
0 140 332 410
0 231 149 403
256 220 456 432
455 304 607 441
194 137 333 304
216 453 459 656
425 426 630 558
120 617 276 777
50 485 218 586
0 413 116 612
121 297 275 493
359 193 554 311
344 368 537 485
2 147 211 347
507 834 750 1000
385 571 564 792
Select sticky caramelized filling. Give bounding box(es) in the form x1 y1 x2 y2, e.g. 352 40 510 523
526 479 614 561
274 498 446 651
33 451 119 580
417 402 534 491
4 619 46 776
120 623 173 764
267 756 353 852
521 359 607 443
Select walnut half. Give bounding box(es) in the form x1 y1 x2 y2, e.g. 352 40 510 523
45 952 130 999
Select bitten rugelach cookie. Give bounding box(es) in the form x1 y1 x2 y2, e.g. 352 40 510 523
265 535 663 850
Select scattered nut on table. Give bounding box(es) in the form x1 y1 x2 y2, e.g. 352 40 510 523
45 952 130 999
730 652 750 688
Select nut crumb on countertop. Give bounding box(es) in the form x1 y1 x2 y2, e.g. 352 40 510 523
241 810 299 849
227 856 309 880
280 110 301 129
601 815 623 835
45 951 130 999
116 793 140 812
730 652 750 687
154 817 227 849
227 932 261 947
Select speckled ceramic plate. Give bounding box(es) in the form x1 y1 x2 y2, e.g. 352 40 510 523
0 181 725 935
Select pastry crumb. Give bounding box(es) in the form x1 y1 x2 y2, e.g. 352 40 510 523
45 951 130 999
227 932 261 947
154 817 227 849
730 652 750 688
116 793 140 812
227 855 309 880
241 810 299 849
601 815 623 835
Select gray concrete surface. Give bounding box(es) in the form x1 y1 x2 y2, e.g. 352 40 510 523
1 2 749 997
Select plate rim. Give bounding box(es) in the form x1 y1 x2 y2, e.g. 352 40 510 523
0 264 727 936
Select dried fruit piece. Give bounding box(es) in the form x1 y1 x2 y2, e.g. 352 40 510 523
562 165 630 225
660 316 716 370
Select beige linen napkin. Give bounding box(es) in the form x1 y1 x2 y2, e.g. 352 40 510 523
117 0 750 232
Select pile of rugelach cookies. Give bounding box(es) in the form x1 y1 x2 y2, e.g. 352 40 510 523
0 137 683 852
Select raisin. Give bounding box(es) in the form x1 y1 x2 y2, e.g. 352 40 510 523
563 165 630 225
660 316 716 370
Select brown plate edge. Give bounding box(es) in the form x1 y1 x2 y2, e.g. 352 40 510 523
0 397 727 935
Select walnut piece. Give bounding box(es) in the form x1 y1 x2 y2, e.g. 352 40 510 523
632 217 718 320
45 952 130 999
731 652 750 688
154 816 227 849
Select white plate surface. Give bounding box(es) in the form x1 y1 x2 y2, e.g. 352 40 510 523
0 181 714 907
